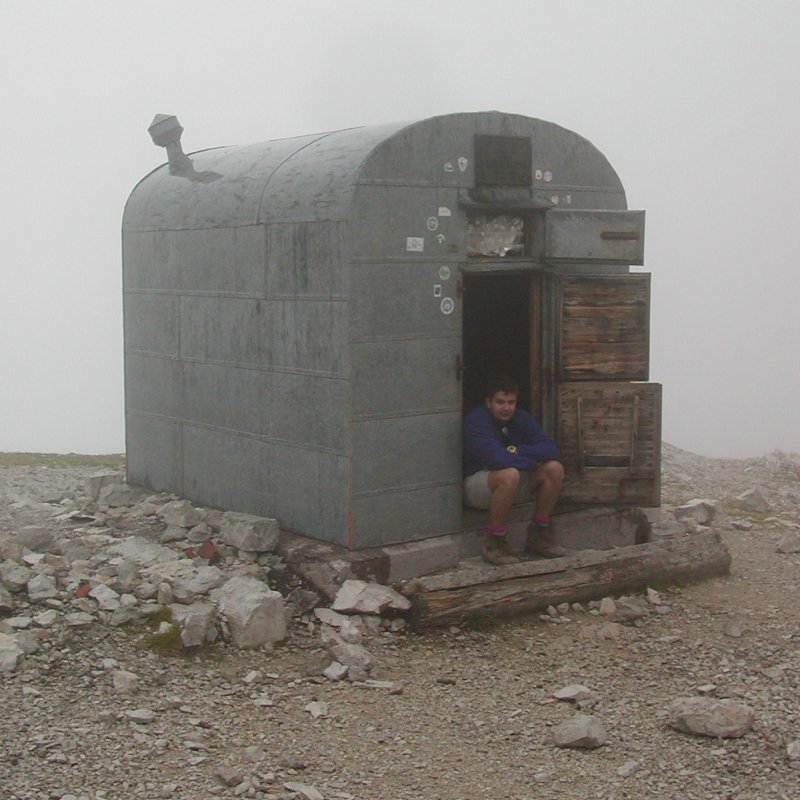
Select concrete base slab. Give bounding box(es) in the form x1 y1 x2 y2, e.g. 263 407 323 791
278 506 654 599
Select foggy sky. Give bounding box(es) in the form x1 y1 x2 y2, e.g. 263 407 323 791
1 0 799 458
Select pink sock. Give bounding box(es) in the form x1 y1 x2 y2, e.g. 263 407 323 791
485 524 506 537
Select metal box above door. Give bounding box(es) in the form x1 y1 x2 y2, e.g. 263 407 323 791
545 209 645 265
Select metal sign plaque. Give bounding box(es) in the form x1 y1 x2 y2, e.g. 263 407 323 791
475 135 532 187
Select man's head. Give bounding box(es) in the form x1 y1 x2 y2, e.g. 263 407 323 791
485 376 518 423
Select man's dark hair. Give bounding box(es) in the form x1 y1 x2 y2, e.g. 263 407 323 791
485 375 519 398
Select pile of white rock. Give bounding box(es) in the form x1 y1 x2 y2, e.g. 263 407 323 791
0 472 413 677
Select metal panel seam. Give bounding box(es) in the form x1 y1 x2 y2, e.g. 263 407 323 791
254 129 360 224
352 407 461 422
353 479 462 499
124 351 348 380
126 411 348 457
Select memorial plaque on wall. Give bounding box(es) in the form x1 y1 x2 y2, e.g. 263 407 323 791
475 135 532 186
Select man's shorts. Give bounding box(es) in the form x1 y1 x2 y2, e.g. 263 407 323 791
463 470 531 510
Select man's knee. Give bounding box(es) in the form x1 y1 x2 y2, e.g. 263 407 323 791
546 460 565 484
489 467 521 493
533 460 564 488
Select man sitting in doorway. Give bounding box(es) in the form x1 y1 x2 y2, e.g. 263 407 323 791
463 375 567 565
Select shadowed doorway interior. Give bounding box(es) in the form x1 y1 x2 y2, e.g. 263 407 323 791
462 272 531 413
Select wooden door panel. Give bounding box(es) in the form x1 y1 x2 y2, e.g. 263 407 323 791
557 274 650 382
557 381 661 507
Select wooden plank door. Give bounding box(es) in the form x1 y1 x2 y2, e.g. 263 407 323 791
555 274 661 507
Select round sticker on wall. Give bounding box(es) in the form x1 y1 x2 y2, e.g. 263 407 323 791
438 265 451 281
427 216 439 231
440 297 455 315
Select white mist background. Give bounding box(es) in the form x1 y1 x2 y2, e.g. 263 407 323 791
1 0 798 457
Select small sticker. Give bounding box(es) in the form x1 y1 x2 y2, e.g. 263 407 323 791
565 193 572 205
458 156 468 172
435 233 447 245
543 170 553 183
426 216 439 231
440 297 455 315
550 194 560 205
438 265 451 281
443 161 454 173
535 169 543 180
433 284 442 298
406 237 424 252
438 206 452 217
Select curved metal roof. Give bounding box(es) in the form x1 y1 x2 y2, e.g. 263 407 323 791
123 112 624 232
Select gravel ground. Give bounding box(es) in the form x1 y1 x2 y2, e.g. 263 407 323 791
2 449 800 800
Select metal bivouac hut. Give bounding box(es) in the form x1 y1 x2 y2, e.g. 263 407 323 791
123 111 661 553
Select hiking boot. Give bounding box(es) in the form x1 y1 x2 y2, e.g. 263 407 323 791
525 523 574 559
482 534 519 566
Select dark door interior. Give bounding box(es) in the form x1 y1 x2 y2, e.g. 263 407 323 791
462 273 531 412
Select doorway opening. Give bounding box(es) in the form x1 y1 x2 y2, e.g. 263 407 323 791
462 272 534 414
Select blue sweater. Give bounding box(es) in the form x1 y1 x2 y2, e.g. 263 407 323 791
463 404 560 476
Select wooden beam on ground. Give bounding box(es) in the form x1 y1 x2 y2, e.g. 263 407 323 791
404 530 731 630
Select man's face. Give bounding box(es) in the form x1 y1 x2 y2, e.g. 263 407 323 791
486 391 517 423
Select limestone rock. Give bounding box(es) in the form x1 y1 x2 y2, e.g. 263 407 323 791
667 696 755 738
551 713 607 749
553 684 596 703
614 596 649 623
320 625 374 670
323 661 349 681
211 577 286 648
652 519 693 538
86 471 122 501
64 612 94 627
126 708 156 724
113 670 140 694
169 602 218 647
674 499 717 525
285 587 320 618
17 525 55 553
0 562 32 593
215 766 244 787
26 573 58 603
598 597 616 616
305 700 329 719
219 513 279 553
0 632 24 674
331 579 411 615
89 584 121 611
646 587 662 605
109 536 177 567
159 499 207 528
314 607 352 628
185 566 225 595
0 536 25 562
0 585 16 613
111 560 140 593
733 487 770 513
283 783 324 800
159 526 187 544
776 533 800 554
339 619 363 644
15 630 39 655
98 484 149 508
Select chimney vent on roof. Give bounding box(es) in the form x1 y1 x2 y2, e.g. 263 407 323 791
148 114 195 176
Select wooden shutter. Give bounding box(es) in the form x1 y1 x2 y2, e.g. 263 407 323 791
555 274 661 507
557 273 650 382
